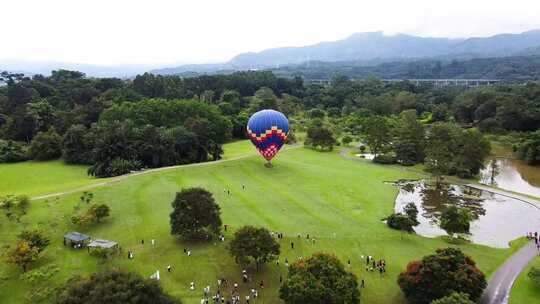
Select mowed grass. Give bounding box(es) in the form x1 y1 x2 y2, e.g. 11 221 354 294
0 146 517 304
0 160 101 197
0 141 252 197
510 257 540 303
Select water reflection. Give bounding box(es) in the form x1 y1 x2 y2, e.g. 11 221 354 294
395 181 540 248
480 158 540 198
355 153 375 160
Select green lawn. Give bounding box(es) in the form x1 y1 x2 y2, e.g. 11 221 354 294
0 141 253 198
0 146 519 303
0 160 101 197
510 257 540 303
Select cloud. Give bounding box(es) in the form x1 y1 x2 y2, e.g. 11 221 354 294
2 0 539 65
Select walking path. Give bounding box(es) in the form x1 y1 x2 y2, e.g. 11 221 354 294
31 145 301 201
465 183 540 209
481 241 538 304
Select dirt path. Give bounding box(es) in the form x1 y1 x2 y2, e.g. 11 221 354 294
481 241 539 304
31 145 302 201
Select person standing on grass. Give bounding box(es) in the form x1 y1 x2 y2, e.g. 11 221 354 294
167 265 171 272
291 242 294 249
151 239 155 247
361 279 365 288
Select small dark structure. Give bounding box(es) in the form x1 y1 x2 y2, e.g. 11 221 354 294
64 232 90 248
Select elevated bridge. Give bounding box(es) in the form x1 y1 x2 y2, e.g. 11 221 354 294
307 78 503 87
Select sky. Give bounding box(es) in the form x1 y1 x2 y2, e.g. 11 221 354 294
2 0 540 66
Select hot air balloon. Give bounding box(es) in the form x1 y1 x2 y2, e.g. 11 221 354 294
247 109 289 167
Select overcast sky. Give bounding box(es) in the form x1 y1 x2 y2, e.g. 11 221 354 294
2 0 540 66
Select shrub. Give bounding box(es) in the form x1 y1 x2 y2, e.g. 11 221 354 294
0 140 29 163
29 129 62 160
373 154 397 164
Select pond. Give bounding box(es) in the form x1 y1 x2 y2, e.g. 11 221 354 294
394 181 540 248
355 153 375 160
480 157 540 198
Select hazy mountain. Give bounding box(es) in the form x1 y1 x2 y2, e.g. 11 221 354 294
152 30 540 75
0 59 173 78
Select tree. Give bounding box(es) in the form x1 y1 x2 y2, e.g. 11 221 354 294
394 110 425 165
90 204 110 222
56 269 181 304
386 213 416 232
403 202 419 226
169 188 222 240
280 252 360 304
228 226 280 271
440 205 472 236
453 129 490 178
431 292 475 304
305 123 337 151
362 116 391 157
0 194 30 221
62 124 95 164
29 128 62 160
5 241 40 271
18 230 50 253
341 135 353 146
398 248 486 304
424 123 459 185
0 139 29 163
249 87 279 113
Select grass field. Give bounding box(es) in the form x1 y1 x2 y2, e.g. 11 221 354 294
0 141 253 198
0 143 521 303
510 257 540 303
0 160 103 197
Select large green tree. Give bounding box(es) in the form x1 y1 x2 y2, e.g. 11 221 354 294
29 128 62 160
362 115 391 157
169 188 222 240
228 226 280 271
305 124 337 151
440 205 472 236
393 110 425 165
280 252 360 304
398 248 486 304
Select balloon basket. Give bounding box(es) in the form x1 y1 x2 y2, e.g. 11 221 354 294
264 161 273 168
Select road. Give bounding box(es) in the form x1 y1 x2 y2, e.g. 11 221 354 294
481 241 538 304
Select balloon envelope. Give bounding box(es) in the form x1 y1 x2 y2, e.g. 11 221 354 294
247 109 289 161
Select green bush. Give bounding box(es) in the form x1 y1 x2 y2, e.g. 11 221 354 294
373 154 397 164
0 140 29 163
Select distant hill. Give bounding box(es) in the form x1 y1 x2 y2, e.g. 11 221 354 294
152 30 540 75
270 55 540 82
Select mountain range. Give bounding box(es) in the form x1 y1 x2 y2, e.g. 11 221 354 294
152 29 540 76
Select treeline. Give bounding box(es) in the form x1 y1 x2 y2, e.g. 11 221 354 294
2 69 540 174
0 70 302 176
273 55 540 81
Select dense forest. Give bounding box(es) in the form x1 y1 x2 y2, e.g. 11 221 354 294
1 70 540 177
271 55 540 82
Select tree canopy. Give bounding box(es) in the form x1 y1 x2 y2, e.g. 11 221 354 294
228 226 280 270
56 269 181 304
279 252 360 304
169 188 222 240
398 247 486 304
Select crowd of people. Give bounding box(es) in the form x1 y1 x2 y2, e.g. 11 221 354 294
527 231 539 250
